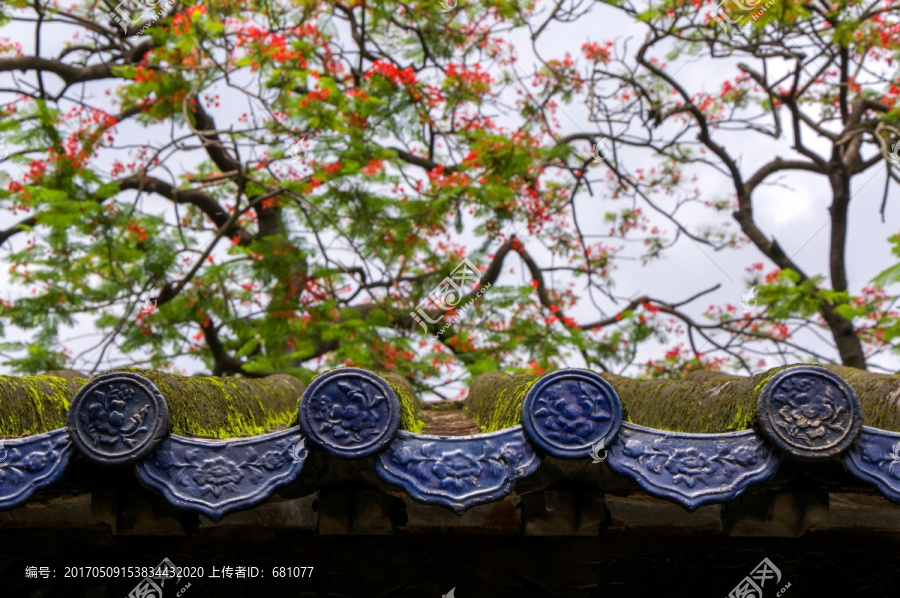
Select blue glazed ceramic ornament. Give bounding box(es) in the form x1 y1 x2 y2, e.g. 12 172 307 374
67 372 169 465
375 427 541 514
0 429 73 510
521 369 623 458
298 368 401 458
844 426 900 504
607 423 779 511
135 428 308 521
757 365 861 459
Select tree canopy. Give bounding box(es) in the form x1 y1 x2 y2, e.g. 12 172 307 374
0 0 899 397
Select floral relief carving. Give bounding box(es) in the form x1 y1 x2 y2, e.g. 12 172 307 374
390 441 519 490
81 383 150 448
757 366 861 459
769 375 851 447
153 443 293 497
299 369 401 457
375 429 541 514
67 373 169 464
136 430 308 520
0 429 73 510
310 380 386 443
533 381 611 445
521 370 623 458
619 433 761 489
608 424 778 510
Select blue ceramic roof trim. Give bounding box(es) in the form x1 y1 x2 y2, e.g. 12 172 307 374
0 428 72 510
843 426 900 504
135 427 308 522
374 427 541 514
298 367 401 459
135 428 309 521
2 366 900 518
521 369 622 459
607 423 780 511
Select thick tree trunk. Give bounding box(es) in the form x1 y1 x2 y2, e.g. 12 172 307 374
826 171 868 370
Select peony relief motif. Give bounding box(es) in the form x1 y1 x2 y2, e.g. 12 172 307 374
80 383 151 448
309 380 387 444
769 375 851 447
619 433 761 488
375 429 542 513
149 441 300 498
532 380 611 445
0 430 73 510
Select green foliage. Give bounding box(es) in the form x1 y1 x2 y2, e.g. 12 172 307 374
0 0 897 394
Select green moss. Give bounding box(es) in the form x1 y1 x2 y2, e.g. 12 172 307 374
816 365 900 431
5 364 900 438
381 372 426 433
0 375 84 436
465 372 541 432
109 368 303 438
601 371 765 433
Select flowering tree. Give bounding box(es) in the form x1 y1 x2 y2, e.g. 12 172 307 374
574 0 900 373
0 0 898 396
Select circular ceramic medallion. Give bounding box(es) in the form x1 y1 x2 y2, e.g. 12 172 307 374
757 366 861 459
521 369 623 459
67 372 169 465
298 368 401 458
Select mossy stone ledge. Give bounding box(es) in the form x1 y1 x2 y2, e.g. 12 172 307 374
2 364 899 439
0 368 306 438
604 364 900 433
459 365 900 435
464 372 541 433
0 374 86 436
110 368 305 438
381 372 426 434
